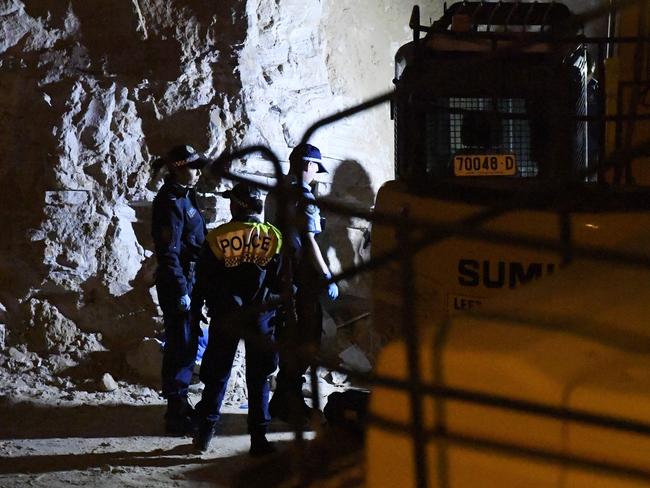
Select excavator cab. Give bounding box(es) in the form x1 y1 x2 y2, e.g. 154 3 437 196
394 2 593 187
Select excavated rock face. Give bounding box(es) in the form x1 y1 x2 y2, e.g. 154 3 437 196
0 0 444 372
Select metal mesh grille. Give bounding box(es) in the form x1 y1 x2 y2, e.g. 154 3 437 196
426 97 538 177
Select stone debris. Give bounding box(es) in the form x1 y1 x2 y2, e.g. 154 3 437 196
26 299 79 354
8 347 31 366
54 377 74 389
339 344 372 374
125 337 163 384
6 346 42 374
222 340 248 408
327 370 349 386
98 373 118 392
76 332 106 354
45 354 78 374
301 366 353 409
0 324 5 352
0 357 163 406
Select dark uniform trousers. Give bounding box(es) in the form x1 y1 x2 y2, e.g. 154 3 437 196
274 262 322 397
197 310 278 435
158 267 199 400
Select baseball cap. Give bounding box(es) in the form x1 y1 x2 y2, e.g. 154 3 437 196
289 143 328 174
166 144 209 169
223 182 263 214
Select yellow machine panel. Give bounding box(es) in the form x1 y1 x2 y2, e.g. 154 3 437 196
371 180 650 339
366 1 650 486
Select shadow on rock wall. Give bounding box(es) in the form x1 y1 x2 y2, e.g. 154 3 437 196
0 67 59 321
320 159 375 298
68 0 182 82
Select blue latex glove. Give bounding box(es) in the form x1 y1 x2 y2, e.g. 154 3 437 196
324 273 339 301
178 294 191 312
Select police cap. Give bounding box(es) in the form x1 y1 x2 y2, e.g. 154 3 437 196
288 143 328 174
166 144 209 169
223 182 263 214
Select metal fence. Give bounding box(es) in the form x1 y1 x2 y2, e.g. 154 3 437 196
204 1 650 486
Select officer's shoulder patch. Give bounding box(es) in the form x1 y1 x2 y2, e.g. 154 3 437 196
306 204 318 215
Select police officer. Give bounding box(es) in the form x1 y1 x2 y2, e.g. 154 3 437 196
268 143 339 422
151 144 208 435
192 182 284 456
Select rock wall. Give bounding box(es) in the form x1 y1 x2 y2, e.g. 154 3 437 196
0 0 439 366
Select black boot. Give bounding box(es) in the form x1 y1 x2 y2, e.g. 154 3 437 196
269 391 312 424
193 419 217 452
249 433 276 457
165 396 195 436
267 391 286 420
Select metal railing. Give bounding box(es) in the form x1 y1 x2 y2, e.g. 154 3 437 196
203 1 650 485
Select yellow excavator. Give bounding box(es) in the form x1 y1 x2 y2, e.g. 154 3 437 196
367 1 650 486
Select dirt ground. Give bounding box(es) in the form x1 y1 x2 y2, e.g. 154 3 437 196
0 366 364 487
0 301 369 487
